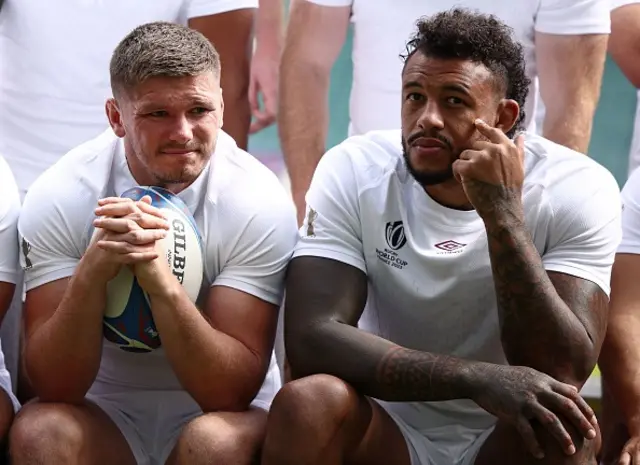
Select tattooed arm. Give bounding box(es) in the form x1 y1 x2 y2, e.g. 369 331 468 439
484 215 609 388
285 256 480 401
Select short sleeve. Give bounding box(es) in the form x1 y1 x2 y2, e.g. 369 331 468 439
186 0 258 19
616 168 640 255
304 0 352 6
292 144 366 272
0 157 20 285
535 0 611 35
213 191 298 306
18 186 82 292
541 169 622 296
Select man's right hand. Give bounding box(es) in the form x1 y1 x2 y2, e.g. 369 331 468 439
86 196 169 283
471 364 598 459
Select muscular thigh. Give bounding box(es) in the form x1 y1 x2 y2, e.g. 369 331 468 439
348 398 412 465
10 400 136 465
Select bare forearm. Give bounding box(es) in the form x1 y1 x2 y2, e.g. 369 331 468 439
485 214 594 385
600 316 640 435
222 91 251 150
289 321 479 402
149 288 264 412
27 260 105 401
279 63 330 207
542 106 596 154
256 0 284 51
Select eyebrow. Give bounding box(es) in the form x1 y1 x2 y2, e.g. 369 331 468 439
402 80 423 90
442 83 472 96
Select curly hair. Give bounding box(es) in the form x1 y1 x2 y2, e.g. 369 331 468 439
403 8 530 137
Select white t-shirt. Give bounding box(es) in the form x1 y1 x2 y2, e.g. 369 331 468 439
18 129 298 409
294 130 621 434
0 156 20 286
307 0 610 137
618 163 640 253
0 156 21 413
0 0 257 197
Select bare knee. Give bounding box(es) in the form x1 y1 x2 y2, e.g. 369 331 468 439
269 374 362 432
9 403 83 464
170 411 267 465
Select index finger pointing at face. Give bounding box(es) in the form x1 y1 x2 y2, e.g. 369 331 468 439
474 119 510 144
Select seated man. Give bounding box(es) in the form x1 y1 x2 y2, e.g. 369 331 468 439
0 156 22 449
9 22 297 465
262 9 622 465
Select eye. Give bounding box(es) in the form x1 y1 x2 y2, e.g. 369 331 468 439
446 96 464 105
406 92 423 102
148 110 168 117
190 107 212 115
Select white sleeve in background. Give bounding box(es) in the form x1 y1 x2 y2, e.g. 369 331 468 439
18 185 82 292
292 144 366 272
617 168 640 254
541 169 622 297
536 0 611 34
213 191 298 306
186 0 258 19
304 0 353 6
0 157 20 285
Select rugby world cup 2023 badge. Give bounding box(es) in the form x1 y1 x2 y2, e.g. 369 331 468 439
376 221 408 270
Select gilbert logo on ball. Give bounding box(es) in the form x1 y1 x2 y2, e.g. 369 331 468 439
102 186 204 353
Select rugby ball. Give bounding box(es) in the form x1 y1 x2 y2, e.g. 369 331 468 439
102 186 204 353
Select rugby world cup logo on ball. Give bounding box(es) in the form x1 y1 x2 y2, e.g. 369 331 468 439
102 186 204 353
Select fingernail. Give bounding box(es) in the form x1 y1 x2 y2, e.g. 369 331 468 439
587 428 596 439
568 445 576 455
475 118 484 125
535 451 545 459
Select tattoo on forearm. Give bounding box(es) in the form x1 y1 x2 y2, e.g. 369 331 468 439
375 347 470 401
475 181 599 378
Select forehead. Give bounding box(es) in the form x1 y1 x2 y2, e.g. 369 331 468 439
128 72 220 107
402 52 495 93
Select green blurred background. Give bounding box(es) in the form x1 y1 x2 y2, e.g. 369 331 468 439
248 28 638 189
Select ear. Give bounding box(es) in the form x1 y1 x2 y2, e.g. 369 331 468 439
494 99 520 134
218 89 224 129
105 98 126 138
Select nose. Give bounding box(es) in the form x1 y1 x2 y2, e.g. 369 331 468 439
168 115 193 144
416 99 444 131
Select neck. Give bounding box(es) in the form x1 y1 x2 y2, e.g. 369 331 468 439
424 180 473 211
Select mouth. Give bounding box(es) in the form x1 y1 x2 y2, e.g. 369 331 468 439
411 137 448 150
160 150 197 156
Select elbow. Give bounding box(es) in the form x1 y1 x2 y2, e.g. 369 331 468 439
195 363 266 414
285 321 333 379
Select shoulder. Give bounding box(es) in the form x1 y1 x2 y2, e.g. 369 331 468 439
19 129 117 251
312 129 406 194
524 133 620 206
203 132 297 237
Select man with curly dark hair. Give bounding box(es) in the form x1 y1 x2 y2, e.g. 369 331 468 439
261 8 622 465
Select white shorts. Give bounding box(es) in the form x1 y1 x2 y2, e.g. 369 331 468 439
381 405 494 465
0 344 20 413
86 381 269 465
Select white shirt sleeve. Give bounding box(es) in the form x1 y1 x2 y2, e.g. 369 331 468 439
292 144 366 272
541 169 622 296
0 157 20 285
535 0 611 34
616 168 640 254
186 0 258 19
304 0 352 6
213 188 298 306
18 185 83 292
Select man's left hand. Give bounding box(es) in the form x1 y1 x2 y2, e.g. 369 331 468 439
453 119 525 221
